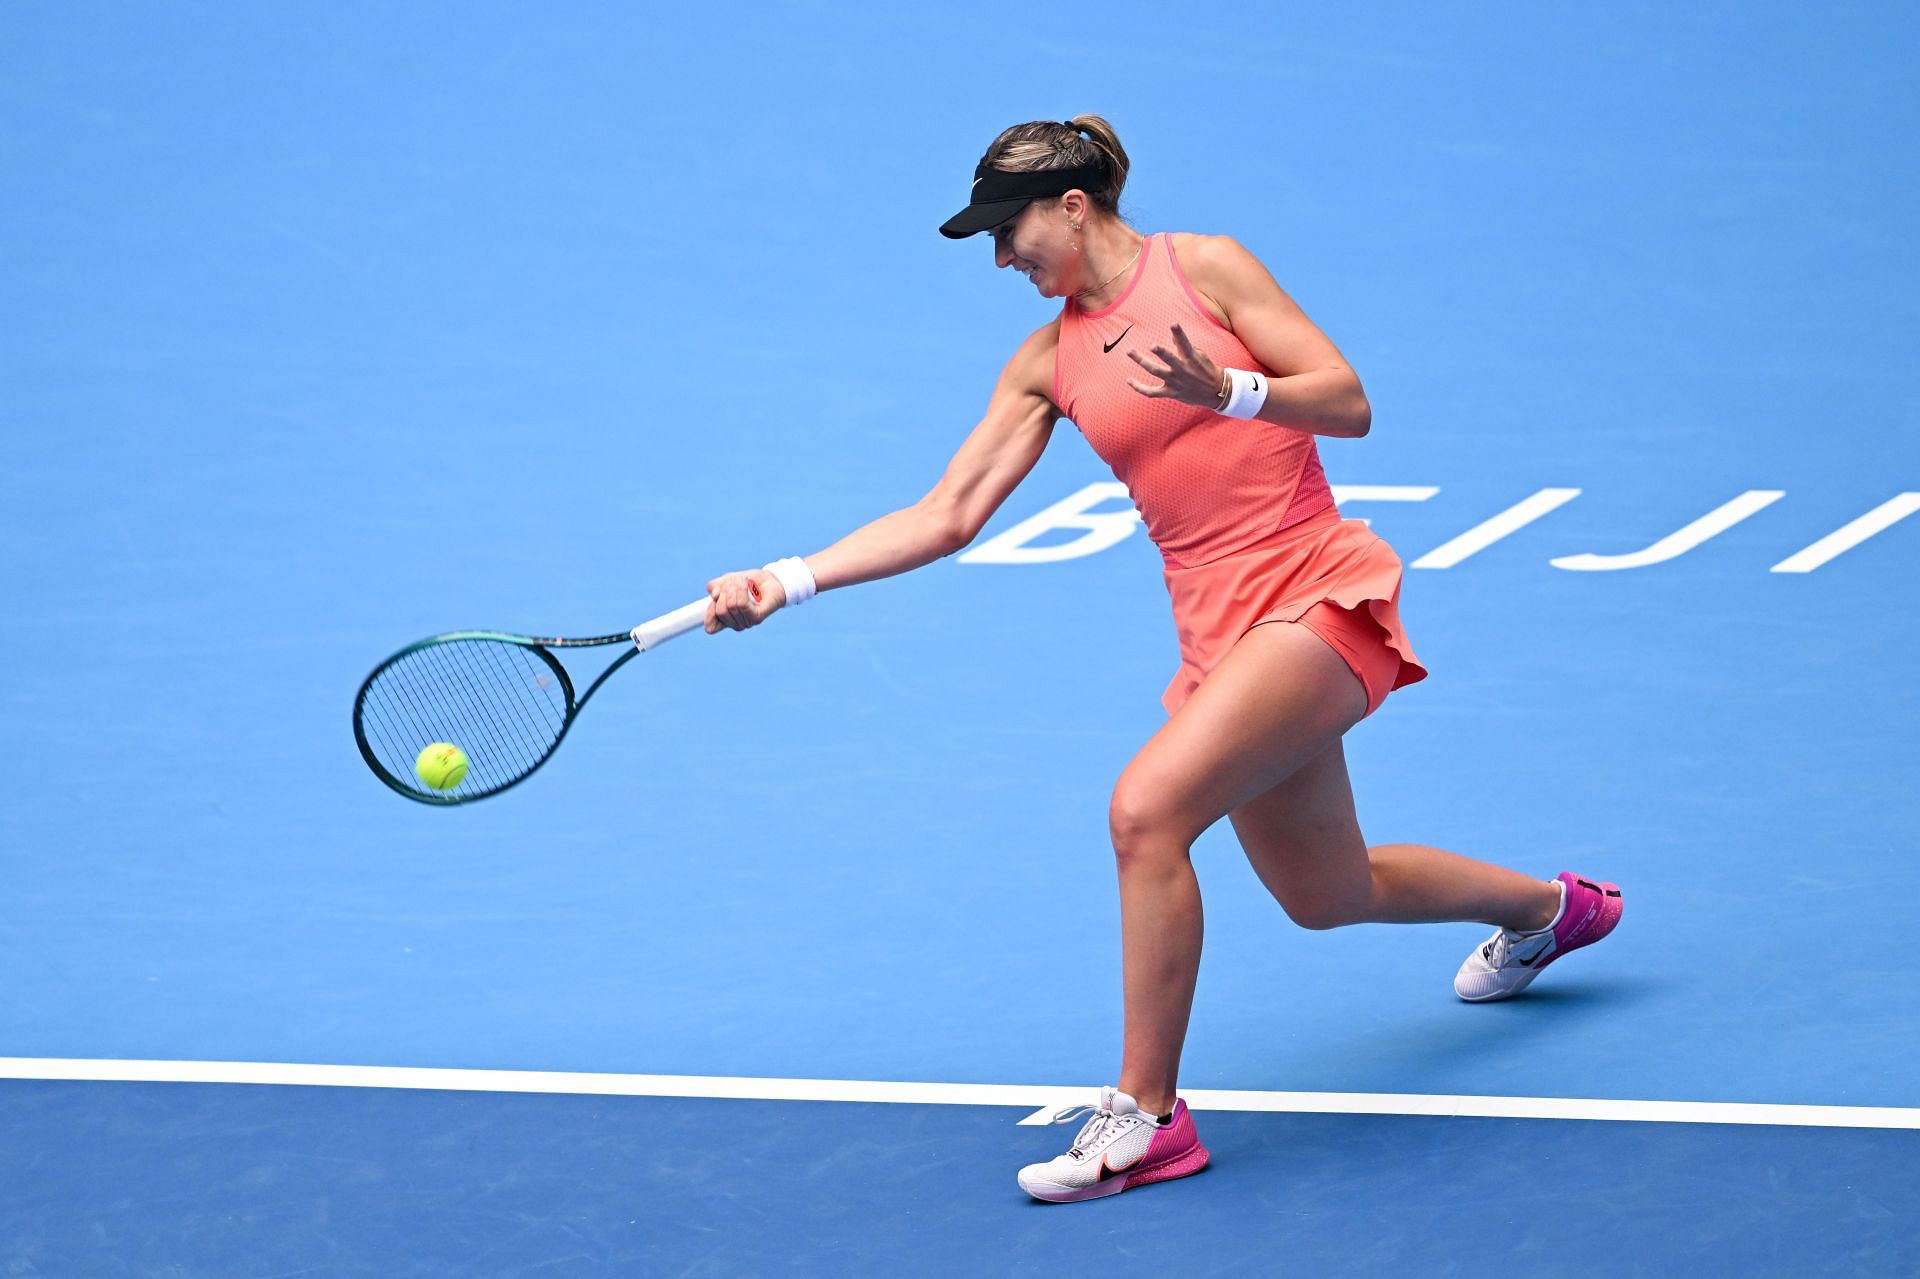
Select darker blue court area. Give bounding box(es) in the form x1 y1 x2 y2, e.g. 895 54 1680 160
2 1082 1915 1278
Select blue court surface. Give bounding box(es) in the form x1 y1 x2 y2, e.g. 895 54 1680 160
4 3 1918 1275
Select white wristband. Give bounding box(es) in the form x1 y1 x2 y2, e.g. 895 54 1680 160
762 556 817 607
1219 368 1269 419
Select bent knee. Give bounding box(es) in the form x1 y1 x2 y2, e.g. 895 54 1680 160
1280 896 1368 932
1108 779 1204 866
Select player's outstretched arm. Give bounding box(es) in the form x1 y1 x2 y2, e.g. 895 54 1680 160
706 324 1059 633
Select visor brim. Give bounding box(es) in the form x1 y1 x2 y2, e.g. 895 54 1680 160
938 196 1034 240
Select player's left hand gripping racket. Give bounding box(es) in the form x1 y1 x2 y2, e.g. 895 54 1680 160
353 596 720 804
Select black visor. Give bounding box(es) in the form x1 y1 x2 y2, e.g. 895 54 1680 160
938 161 1109 239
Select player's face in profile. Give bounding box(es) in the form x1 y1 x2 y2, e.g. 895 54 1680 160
990 203 1073 297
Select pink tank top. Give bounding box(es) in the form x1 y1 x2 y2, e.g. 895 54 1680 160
1052 233 1335 569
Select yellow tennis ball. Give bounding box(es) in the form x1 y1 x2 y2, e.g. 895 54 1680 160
415 742 469 790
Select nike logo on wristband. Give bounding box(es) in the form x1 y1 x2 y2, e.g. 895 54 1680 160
1103 325 1132 354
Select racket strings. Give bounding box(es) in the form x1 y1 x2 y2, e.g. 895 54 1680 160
357 639 571 797
423 644 526 788
477 640 565 745
417 644 522 792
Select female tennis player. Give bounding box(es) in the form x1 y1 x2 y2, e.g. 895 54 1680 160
703 115 1623 1203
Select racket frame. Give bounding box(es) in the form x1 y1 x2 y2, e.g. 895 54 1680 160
352 595 714 805
351 629 637 806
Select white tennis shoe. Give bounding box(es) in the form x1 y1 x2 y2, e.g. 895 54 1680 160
1016 1087 1210 1203
1455 871 1624 1002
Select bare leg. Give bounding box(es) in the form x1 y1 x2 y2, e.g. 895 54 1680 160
1227 739 1561 934
1107 622 1373 1116
1113 845 1205 1114
1364 843 1559 930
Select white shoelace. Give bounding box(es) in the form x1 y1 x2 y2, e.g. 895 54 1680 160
1049 1098 1137 1157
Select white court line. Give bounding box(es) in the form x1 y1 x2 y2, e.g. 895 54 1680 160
1771 491 1920 573
1 1058 1917 1132
1409 487 1581 568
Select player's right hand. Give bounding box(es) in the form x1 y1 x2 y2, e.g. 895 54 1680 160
704 570 784 633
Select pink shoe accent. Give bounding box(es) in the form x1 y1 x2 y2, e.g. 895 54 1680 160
1121 1099 1210 1189
1539 871 1623 972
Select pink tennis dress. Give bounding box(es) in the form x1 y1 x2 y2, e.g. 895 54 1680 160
1051 233 1428 717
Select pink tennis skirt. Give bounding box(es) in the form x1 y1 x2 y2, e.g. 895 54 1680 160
1160 505 1429 718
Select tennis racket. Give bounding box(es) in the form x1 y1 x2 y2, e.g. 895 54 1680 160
353 592 738 804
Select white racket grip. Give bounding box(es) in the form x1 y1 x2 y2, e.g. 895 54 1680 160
631 599 711 652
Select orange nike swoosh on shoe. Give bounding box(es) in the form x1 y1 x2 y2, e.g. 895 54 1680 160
1097 1153 1143 1182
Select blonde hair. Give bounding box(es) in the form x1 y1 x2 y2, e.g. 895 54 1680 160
980 115 1131 217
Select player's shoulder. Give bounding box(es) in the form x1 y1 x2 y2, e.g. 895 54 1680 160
1020 314 1063 352
1166 232 1267 285
1001 316 1061 386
